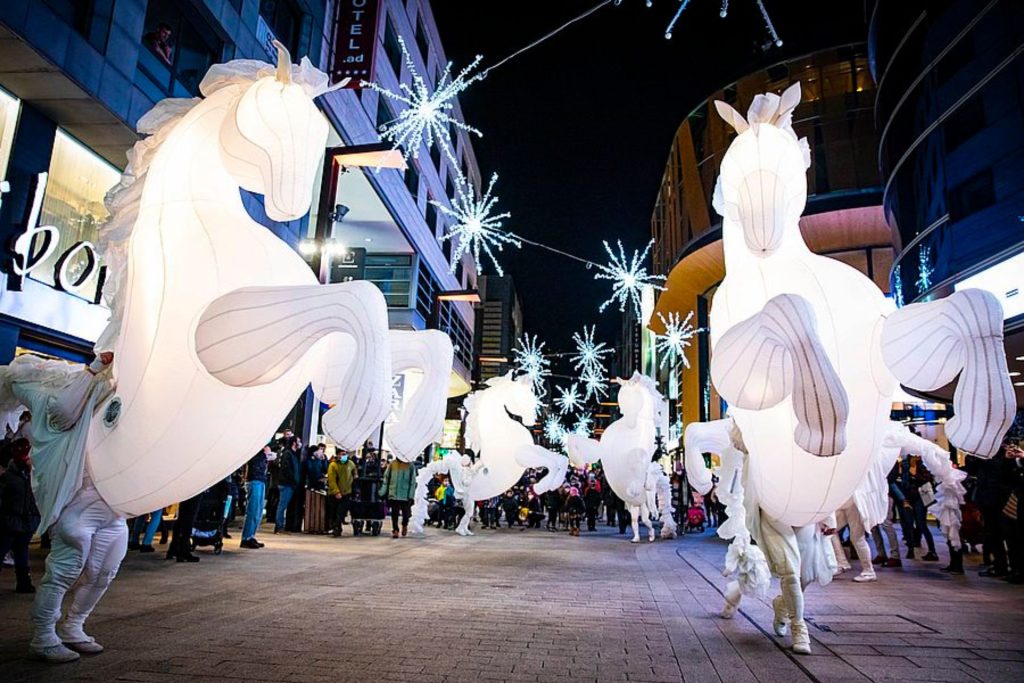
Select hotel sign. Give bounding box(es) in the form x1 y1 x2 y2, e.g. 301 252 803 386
330 0 381 88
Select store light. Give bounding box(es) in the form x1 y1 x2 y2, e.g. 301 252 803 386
298 239 318 257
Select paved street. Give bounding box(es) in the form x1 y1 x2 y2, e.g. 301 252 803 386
1 523 1023 682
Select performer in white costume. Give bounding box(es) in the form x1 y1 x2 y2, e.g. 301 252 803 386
0 353 119 662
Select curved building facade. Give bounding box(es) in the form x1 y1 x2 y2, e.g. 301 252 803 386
869 0 1024 406
650 44 894 431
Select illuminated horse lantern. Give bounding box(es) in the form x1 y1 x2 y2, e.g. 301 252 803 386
683 83 1016 655
567 373 677 543
84 45 451 515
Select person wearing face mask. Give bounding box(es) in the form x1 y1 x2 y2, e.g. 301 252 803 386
327 451 358 537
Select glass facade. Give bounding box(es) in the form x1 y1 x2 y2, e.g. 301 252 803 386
0 87 19 180
32 130 120 302
869 0 1024 303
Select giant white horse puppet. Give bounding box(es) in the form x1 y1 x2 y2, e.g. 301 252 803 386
682 83 1016 655
450 372 569 536
33 43 447 516
567 372 678 543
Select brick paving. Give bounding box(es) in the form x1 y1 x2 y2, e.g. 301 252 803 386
1 522 1022 682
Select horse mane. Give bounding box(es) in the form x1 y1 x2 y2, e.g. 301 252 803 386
463 390 482 451
93 55 338 352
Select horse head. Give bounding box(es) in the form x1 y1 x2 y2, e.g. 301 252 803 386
614 371 662 429
213 41 342 220
712 82 810 258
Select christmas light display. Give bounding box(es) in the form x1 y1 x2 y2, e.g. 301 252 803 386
512 333 551 396
554 383 582 415
655 310 701 369
433 173 519 276
595 239 665 316
571 325 612 374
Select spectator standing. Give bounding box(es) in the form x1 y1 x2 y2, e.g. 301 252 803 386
0 439 40 592
327 451 357 537
565 487 585 537
544 487 562 531
275 438 302 534
526 491 544 528
584 477 602 532
379 458 417 538
240 446 272 549
128 509 162 553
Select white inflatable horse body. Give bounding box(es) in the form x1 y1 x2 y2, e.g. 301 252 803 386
683 82 1015 655
457 373 568 528
75 46 449 516
567 372 677 542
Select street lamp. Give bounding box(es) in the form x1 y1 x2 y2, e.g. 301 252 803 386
309 142 406 283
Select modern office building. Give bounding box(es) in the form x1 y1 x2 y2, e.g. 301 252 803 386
473 274 524 383
649 44 892 429
0 1 481 442
868 0 1024 410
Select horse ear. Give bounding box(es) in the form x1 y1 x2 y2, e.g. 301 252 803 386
778 82 801 119
714 100 748 133
272 40 293 84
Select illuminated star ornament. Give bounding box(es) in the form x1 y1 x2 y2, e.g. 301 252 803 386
513 333 551 396
554 383 582 415
573 414 593 436
580 366 608 401
433 174 519 276
655 310 702 370
571 325 612 374
595 239 666 316
361 37 483 164
543 415 566 444
616 1 783 45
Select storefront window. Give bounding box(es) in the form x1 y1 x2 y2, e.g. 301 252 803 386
0 87 20 181
31 130 120 302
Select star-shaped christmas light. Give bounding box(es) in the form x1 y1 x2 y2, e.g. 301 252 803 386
433 173 519 276
573 414 593 437
655 311 702 370
554 383 582 415
543 415 566 444
595 239 666 316
361 37 483 164
580 366 609 401
571 325 612 375
513 334 551 397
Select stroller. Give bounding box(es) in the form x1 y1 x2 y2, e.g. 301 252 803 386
191 484 227 555
685 504 706 534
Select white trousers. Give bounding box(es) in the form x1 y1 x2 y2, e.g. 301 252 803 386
835 504 874 575
759 516 808 627
31 483 127 648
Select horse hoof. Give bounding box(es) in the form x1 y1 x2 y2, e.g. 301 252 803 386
630 537 640 544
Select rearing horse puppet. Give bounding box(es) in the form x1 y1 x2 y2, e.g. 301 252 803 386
65 44 451 516
567 372 678 543
682 83 1016 655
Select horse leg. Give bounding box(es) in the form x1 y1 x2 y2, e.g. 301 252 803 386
456 499 474 536
565 435 602 469
386 330 454 461
881 289 1016 457
629 505 641 543
515 444 568 494
683 419 734 495
710 293 849 456
195 281 391 449
643 503 655 543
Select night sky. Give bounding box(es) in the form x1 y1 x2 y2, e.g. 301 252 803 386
431 0 868 354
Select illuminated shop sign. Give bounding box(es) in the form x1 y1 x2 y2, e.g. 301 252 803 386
330 0 381 86
1 173 106 304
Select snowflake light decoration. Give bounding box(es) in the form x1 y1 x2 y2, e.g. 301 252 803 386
554 383 582 415
433 173 519 276
655 310 701 370
571 325 612 374
616 1 783 45
915 246 933 293
543 415 566 444
361 37 483 164
513 334 551 397
581 366 609 401
595 239 666 316
892 264 904 308
573 414 593 437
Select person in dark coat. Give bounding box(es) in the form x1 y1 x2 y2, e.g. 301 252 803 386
583 477 602 532
275 438 303 533
544 487 562 531
501 490 520 529
564 487 586 536
0 439 40 592
166 492 204 563
526 491 544 528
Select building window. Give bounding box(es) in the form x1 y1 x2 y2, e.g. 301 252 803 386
430 141 441 171
944 98 985 153
405 163 420 202
0 87 20 180
31 130 120 302
259 0 303 57
138 0 224 98
365 254 412 307
415 17 430 62
384 18 403 78
425 199 438 233
44 0 114 53
948 169 995 220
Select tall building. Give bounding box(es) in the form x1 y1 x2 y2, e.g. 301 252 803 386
473 274 523 383
869 0 1024 408
0 0 481 440
650 44 890 430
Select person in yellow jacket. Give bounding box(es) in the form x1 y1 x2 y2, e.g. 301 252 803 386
326 453 357 537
